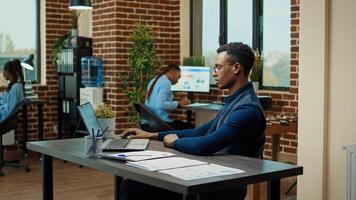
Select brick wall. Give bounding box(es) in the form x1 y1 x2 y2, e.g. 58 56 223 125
92 0 181 130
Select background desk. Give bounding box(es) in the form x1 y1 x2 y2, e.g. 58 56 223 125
185 103 223 127
186 96 272 127
23 98 46 154
265 122 298 161
27 139 303 200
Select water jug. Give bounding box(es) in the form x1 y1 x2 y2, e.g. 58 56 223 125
81 56 103 87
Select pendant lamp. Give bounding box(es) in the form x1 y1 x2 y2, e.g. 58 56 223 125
69 0 92 10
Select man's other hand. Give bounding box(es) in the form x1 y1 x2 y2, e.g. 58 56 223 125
163 134 179 148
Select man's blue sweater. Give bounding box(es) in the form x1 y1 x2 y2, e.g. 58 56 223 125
158 82 266 157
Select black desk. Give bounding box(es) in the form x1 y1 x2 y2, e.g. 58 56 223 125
27 139 303 200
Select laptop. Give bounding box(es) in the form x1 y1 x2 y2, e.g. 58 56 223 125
77 102 149 151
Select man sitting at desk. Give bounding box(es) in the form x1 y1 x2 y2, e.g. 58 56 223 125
120 42 266 200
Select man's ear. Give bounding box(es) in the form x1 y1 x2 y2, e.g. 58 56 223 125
233 62 241 74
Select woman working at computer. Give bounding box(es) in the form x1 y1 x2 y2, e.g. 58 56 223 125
0 60 25 122
145 63 191 130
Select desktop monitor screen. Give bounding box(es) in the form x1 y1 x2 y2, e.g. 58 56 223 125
171 66 210 92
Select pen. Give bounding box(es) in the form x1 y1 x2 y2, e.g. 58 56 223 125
99 126 109 138
117 154 152 157
91 128 96 155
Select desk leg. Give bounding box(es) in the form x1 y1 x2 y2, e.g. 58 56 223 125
43 154 53 200
23 104 28 154
38 104 44 141
22 104 30 171
267 179 280 200
186 110 192 127
183 194 198 200
37 104 44 161
114 176 122 200
271 135 280 161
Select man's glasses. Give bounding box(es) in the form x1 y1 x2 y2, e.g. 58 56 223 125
214 61 239 73
213 65 223 73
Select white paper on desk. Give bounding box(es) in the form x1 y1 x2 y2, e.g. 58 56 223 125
160 164 245 180
126 157 207 171
99 150 175 162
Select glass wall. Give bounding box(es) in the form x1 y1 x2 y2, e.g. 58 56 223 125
195 0 291 89
0 0 39 82
262 0 291 87
227 0 253 47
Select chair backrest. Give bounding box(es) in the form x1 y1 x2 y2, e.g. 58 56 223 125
0 99 27 135
134 103 174 132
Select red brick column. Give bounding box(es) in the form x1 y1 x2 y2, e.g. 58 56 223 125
92 0 180 130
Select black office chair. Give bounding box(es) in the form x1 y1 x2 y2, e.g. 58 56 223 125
133 103 174 132
0 99 30 176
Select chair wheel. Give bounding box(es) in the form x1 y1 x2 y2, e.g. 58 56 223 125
25 167 31 172
0 171 4 176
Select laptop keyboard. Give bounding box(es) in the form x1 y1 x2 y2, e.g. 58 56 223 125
105 139 129 149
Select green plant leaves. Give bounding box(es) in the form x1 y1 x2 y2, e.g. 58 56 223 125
124 23 161 126
51 34 69 67
95 104 115 118
250 49 263 82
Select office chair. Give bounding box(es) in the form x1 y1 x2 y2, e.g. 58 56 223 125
133 103 174 132
0 99 30 176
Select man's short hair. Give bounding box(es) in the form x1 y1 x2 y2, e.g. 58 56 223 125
216 42 255 76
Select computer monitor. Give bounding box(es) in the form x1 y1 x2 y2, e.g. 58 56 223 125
171 66 210 92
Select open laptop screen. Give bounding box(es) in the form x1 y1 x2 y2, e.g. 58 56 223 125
77 102 102 135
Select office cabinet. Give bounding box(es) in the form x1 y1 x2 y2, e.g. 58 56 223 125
57 37 92 138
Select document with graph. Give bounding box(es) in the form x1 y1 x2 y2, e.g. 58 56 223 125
160 163 245 180
126 157 207 171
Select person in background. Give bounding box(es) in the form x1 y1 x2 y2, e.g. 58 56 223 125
120 42 266 200
0 59 25 122
145 63 191 130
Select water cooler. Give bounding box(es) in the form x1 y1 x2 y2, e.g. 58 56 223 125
80 56 104 109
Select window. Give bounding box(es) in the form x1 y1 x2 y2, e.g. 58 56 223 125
201 0 220 84
0 0 40 82
227 0 253 47
262 0 291 87
193 0 291 89
202 0 220 71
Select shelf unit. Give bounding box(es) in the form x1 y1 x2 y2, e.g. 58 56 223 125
57 37 92 138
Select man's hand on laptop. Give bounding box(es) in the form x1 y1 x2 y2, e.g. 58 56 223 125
120 128 158 140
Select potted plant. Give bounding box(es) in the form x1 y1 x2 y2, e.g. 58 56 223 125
70 10 80 36
249 49 263 91
124 23 161 126
51 34 69 68
183 56 205 66
95 104 116 138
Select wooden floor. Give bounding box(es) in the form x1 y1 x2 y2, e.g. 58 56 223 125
0 152 297 200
